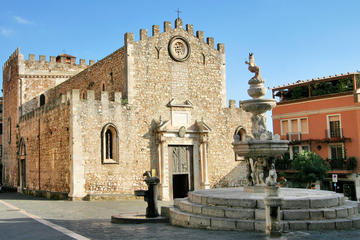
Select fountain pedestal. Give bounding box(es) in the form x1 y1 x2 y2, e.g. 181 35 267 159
264 186 282 237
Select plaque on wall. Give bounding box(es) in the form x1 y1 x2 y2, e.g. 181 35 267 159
168 36 190 62
178 126 186 138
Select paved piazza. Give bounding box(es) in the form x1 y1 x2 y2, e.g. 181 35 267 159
0 192 359 240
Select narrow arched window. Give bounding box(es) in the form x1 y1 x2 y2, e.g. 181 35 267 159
102 83 106 91
234 126 247 142
105 129 113 159
101 123 118 164
40 94 45 106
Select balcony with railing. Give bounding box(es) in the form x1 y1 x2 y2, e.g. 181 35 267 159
326 128 343 139
328 158 346 170
286 132 302 142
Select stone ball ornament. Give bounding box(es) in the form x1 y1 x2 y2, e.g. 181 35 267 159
168 36 190 62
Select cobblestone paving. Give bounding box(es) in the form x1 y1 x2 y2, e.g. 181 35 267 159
0 192 359 240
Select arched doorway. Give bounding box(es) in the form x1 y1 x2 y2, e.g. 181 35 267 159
18 138 26 189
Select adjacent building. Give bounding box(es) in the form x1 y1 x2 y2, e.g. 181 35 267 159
1 18 252 200
0 97 2 185
272 72 360 200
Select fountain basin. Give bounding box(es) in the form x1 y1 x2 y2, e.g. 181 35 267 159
233 139 289 158
240 98 276 115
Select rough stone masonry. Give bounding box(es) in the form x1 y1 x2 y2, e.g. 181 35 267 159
2 18 252 200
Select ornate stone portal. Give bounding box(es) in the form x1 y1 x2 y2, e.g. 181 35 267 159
155 115 211 201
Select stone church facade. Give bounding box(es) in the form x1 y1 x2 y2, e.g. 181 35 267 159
2 18 251 200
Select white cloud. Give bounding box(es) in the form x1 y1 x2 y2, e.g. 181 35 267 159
0 27 13 37
14 16 33 25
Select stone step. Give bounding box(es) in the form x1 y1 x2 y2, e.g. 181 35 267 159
169 206 261 231
284 215 360 231
188 190 345 210
170 206 360 231
283 200 358 220
176 198 256 220
175 198 359 221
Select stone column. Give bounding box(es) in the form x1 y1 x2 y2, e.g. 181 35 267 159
159 134 170 201
201 134 210 189
193 143 201 190
69 89 86 200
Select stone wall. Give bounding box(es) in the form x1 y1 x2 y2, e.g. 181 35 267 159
2 49 20 187
126 19 252 189
68 89 146 197
44 48 126 102
18 97 71 193
3 19 253 198
18 53 90 115
2 49 90 188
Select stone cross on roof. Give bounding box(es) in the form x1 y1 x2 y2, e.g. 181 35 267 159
176 8 182 19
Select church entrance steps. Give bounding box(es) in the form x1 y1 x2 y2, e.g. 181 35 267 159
169 187 360 231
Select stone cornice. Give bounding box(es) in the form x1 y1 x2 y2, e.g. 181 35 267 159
19 74 74 79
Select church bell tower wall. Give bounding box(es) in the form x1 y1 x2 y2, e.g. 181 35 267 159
2 48 21 187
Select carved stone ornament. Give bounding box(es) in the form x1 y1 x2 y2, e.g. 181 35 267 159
178 126 186 138
168 36 190 62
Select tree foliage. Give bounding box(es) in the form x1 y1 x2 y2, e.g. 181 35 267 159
291 151 329 188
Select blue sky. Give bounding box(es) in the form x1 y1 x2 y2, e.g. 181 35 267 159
1 0 360 128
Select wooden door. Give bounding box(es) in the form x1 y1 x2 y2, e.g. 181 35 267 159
169 145 193 198
20 159 26 189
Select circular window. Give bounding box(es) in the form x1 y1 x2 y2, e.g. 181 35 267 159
168 36 190 62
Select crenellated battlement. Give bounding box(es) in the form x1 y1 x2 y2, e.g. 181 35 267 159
3 48 95 71
2 47 20 70
124 18 225 53
20 89 126 123
226 99 243 109
24 53 95 66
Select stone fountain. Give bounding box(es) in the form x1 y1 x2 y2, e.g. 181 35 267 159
232 53 288 236
233 53 288 194
168 54 360 235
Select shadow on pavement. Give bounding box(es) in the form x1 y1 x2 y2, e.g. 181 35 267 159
0 192 50 201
